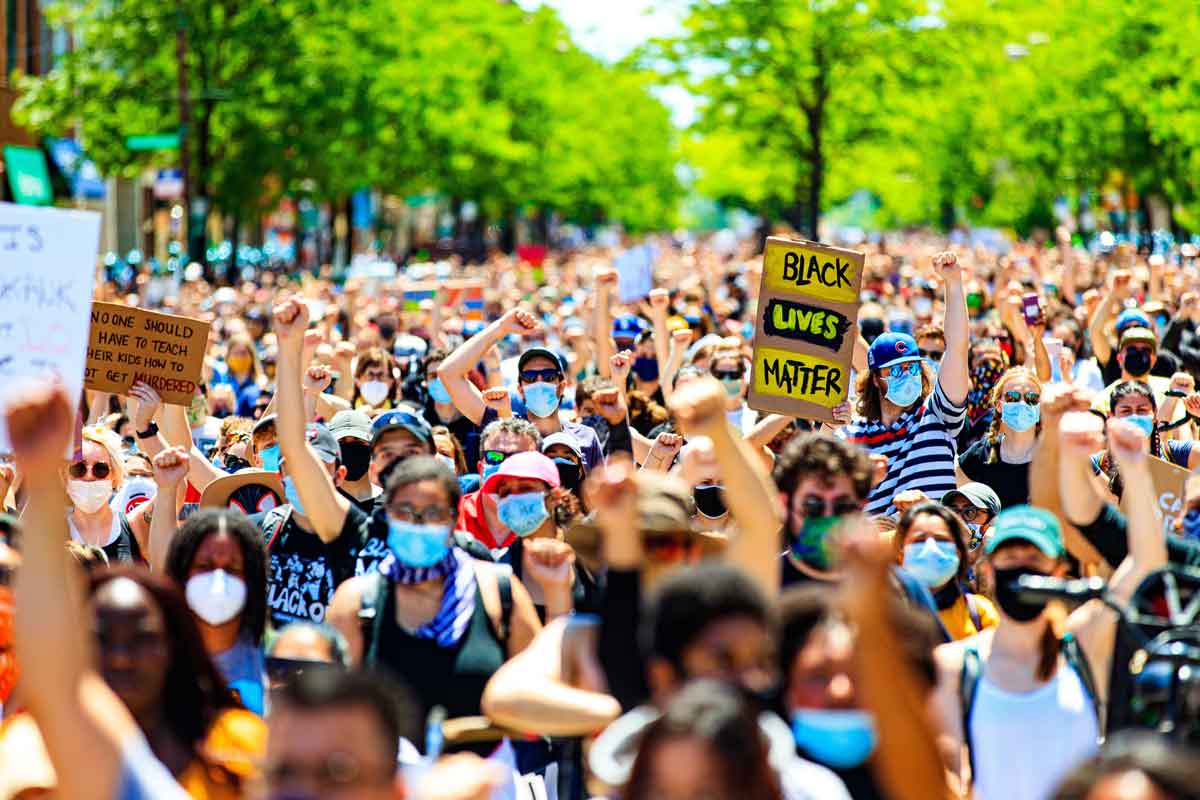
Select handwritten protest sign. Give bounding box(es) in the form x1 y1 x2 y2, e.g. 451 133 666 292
0 203 101 452
1148 455 1192 536
85 303 211 406
747 237 865 422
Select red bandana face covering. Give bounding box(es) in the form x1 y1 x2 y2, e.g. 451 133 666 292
0 586 16 704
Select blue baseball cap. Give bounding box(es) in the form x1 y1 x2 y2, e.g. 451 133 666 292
1115 308 1151 335
370 410 433 449
612 314 643 342
867 332 922 371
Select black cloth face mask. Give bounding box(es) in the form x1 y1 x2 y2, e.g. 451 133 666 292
339 441 371 482
992 565 1051 622
694 484 726 518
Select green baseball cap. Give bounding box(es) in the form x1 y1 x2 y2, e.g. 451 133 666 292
984 505 1064 559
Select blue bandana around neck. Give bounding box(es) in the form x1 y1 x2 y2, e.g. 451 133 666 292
376 547 477 648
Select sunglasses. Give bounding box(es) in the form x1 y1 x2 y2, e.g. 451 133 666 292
885 362 922 379
482 449 513 467
919 349 944 361
519 368 563 384
68 460 111 480
1003 390 1041 405
712 369 743 381
800 496 861 518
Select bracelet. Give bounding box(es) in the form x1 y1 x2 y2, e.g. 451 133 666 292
136 422 159 440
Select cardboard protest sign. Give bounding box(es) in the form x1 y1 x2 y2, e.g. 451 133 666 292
0 203 101 452
85 303 211 406
1148 455 1191 536
747 237 865 422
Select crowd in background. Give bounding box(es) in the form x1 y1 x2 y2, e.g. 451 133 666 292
1 226 1200 799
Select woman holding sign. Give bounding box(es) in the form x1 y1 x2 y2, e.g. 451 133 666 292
838 252 970 517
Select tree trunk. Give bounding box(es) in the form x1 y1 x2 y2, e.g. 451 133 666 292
803 45 828 241
226 211 240 285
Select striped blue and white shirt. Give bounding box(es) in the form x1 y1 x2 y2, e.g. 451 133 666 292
837 380 967 516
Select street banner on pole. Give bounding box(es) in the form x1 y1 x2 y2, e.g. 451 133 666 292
747 236 865 422
0 203 101 451
85 303 211 406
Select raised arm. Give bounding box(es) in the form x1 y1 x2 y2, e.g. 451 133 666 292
481 617 621 736
670 376 783 597
273 297 352 542
1100 421 1169 605
933 252 969 405
6 384 144 800
1088 274 1129 366
437 308 541 426
147 447 189 571
646 288 671 384
659 328 692 404
593 267 617 379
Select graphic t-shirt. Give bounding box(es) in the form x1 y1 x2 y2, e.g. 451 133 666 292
256 505 385 628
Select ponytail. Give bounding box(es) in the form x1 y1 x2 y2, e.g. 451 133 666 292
1036 601 1068 682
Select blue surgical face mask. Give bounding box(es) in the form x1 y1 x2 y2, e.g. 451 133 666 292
282 476 305 516
386 520 451 568
1126 413 1156 438
1182 508 1200 540
481 461 501 481
884 369 922 407
523 382 561 418
902 537 960 588
259 444 281 472
790 709 877 768
496 491 549 537
428 377 452 405
1001 401 1040 432
721 377 742 397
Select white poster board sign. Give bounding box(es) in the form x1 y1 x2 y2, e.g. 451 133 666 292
0 203 101 451
615 244 655 304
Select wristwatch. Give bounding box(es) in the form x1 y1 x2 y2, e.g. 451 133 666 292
136 422 159 440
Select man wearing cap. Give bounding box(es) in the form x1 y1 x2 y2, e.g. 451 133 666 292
1091 327 1188 429
368 408 437 489
327 410 382 514
942 482 1002 553
269 298 397 627
437 307 603 470
838 252 970 516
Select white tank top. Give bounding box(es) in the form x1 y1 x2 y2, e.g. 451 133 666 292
971 660 1100 800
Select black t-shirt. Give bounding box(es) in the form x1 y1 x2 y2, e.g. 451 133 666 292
255 504 386 629
1073 503 1200 570
957 439 1031 509
423 402 481 468
338 487 378 517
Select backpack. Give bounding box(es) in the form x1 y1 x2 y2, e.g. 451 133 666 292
358 561 513 667
959 632 1100 779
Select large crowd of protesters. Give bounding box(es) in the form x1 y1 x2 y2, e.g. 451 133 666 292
1 226 1199 799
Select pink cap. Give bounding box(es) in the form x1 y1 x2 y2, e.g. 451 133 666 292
481 451 561 495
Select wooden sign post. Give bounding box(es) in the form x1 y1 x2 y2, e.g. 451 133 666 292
747 237 865 423
85 303 211 406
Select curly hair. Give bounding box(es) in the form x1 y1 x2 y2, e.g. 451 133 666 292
773 433 874 504
854 361 935 421
983 367 1043 465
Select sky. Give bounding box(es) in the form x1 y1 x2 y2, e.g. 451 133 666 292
515 0 698 126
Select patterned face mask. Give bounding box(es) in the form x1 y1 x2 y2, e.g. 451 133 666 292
966 361 1005 422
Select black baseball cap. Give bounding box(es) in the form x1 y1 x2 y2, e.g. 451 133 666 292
518 347 566 374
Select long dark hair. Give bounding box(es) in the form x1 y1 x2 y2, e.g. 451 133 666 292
165 508 268 643
896 501 971 585
624 680 783 800
90 566 240 749
1099 380 1163 479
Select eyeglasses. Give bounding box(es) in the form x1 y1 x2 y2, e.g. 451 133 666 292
947 503 986 522
483 449 514 467
264 753 394 792
68 460 111 480
799 496 861 518
885 362 922 379
519 368 563 384
711 369 743 381
387 503 454 526
1003 390 1041 405
919 349 944 362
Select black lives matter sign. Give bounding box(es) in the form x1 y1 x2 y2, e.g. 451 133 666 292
747 237 865 422
85 303 211 405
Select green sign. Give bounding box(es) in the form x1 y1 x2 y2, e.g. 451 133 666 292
3 145 53 205
126 132 181 151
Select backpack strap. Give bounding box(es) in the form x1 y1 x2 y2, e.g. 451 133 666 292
356 571 388 668
965 592 983 634
495 563 513 645
959 645 983 781
1061 632 1102 728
